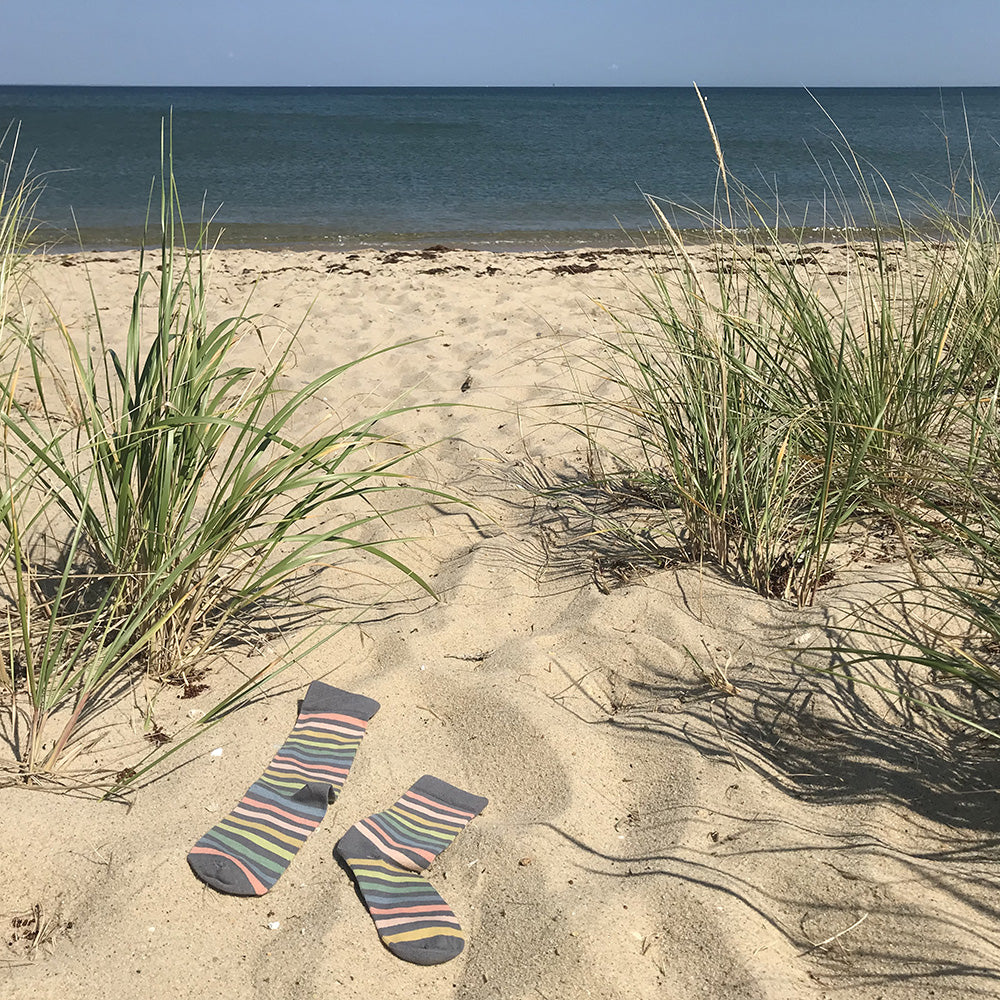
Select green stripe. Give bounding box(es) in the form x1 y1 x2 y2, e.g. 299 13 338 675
207 829 288 875
356 879 435 897
381 809 453 845
291 726 365 738
286 733 363 748
395 803 463 837
354 869 427 888
217 819 300 860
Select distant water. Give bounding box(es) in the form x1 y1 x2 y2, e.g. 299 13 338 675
2 86 1000 250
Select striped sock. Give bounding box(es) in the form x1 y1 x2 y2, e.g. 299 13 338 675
187 682 379 896
335 775 489 965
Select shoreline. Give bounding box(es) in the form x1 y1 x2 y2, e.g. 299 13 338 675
31 221 923 255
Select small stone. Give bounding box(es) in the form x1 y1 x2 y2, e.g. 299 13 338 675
518 857 532 866
267 921 280 931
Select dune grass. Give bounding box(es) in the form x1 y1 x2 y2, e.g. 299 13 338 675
0 135 444 786
568 93 1000 729
579 99 997 601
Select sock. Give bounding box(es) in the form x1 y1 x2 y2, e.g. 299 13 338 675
335 774 489 965
187 681 379 896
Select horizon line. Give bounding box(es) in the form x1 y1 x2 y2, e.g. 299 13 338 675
2 82 999 90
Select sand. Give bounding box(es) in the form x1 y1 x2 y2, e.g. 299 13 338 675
2 244 999 999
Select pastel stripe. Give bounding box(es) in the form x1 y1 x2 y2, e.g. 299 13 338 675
382 927 466 946
369 905 457 915
376 809 455 845
375 914 462 930
187 682 379 896
405 791 477 820
399 798 472 823
335 775 488 965
230 809 319 836
235 795 319 824
393 804 467 834
357 818 437 866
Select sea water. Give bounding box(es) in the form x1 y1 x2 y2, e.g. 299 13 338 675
1 86 999 249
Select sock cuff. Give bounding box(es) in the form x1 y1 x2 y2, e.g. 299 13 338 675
409 774 489 818
300 681 380 722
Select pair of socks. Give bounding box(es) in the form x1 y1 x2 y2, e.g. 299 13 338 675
186 681 488 967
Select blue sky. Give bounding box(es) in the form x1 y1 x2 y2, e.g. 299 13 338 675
3 0 999 87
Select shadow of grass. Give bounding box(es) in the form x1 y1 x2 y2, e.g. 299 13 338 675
611 643 1000 838
541 821 1000 995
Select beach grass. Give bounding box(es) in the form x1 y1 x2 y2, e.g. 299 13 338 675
565 95 1000 729
0 133 444 785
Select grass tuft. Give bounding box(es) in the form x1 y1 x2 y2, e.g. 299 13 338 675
0 125 448 785
574 93 1000 606
561 89 1000 732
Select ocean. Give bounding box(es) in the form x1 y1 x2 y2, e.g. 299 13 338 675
2 86 1000 250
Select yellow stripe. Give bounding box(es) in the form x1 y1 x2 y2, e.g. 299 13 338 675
288 730 359 744
261 772 318 791
345 857 411 875
382 926 465 945
390 807 460 838
347 862 425 886
220 817 304 849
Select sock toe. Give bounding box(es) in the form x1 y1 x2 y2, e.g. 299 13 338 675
386 932 467 966
187 850 259 896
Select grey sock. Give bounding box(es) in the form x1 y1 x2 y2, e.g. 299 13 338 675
334 775 488 965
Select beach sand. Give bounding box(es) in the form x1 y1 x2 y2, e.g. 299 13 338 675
2 245 999 999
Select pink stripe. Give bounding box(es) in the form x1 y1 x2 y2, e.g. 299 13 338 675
363 817 437 862
231 806 319 834
264 767 345 786
268 756 349 778
188 847 268 895
405 791 475 821
239 795 317 824
293 723 366 738
356 822 434 871
374 915 461 930
397 799 467 827
297 711 369 727
369 905 453 915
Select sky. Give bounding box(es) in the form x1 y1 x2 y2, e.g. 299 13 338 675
2 0 999 88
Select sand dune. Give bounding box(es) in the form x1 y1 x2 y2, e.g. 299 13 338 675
3 246 999 999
